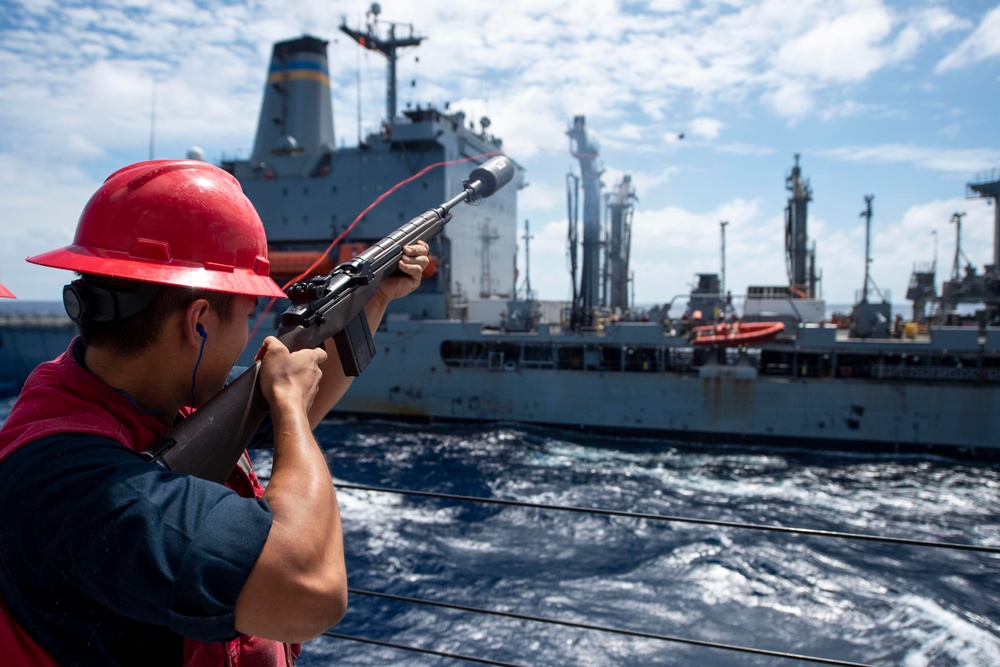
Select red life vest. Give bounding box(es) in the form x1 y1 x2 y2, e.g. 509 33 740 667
0 339 299 666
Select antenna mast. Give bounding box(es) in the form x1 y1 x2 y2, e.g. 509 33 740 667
566 115 602 330
860 195 873 302
720 220 729 300
950 211 968 282
785 153 813 297
606 175 636 311
479 223 499 298
521 219 533 300
340 3 425 123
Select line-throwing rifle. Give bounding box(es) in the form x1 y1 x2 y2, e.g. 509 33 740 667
143 156 516 483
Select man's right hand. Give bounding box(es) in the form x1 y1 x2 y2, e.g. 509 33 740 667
255 336 328 415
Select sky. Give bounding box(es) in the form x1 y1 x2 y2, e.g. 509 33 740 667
1 0 999 312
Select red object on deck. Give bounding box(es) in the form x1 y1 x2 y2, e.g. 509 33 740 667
267 250 335 282
691 321 784 347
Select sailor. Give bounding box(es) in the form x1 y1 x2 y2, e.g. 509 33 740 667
0 160 429 666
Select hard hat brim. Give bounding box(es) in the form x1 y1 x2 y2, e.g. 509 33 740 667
28 245 288 299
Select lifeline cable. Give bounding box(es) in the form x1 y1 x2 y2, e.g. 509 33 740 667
335 482 1000 554
322 631 526 667
246 475 994 664
338 588 878 667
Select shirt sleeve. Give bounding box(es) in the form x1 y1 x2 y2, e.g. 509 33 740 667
0 434 273 642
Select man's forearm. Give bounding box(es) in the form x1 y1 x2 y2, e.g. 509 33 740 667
236 401 347 640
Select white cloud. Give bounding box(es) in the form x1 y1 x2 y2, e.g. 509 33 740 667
818 99 902 122
774 5 894 83
936 4 1000 72
689 117 724 141
764 80 815 120
0 153 101 300
823 144 1000 174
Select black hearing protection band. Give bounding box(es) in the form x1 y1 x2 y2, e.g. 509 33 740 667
63 279 162 324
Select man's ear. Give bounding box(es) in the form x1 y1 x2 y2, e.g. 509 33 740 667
183 299 211 346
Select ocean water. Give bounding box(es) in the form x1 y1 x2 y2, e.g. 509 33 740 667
256 419 1000 667
2 393 997 666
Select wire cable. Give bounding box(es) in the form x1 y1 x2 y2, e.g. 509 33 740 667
322 631 527 667
245 475 995 664
337 588 877 667
335 482 1000 554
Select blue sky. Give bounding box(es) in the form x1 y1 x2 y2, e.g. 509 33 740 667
1 0 999 310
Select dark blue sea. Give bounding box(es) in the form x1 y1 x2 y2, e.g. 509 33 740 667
251 419 1000 667
2 392 998 666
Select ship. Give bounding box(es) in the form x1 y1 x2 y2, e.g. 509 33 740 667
2 6 1000 455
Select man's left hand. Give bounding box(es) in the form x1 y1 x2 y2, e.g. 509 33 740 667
375 241 430 304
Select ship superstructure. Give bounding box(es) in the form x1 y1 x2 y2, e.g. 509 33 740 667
223 26 522 324
937 171 1000 322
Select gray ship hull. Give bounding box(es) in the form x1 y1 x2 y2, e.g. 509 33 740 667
332 319 999 454
0 312 76 395
2 310 996 453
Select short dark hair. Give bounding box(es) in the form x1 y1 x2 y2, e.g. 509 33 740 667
76 275 237 355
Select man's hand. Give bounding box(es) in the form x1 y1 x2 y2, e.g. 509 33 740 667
374 241 430 306
255 336 328 414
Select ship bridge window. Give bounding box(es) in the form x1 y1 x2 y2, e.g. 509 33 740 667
521 344 554 368
441 340 490 368
557 345 584 370
441 341 671 373
600 345 624 372
624 346 661 373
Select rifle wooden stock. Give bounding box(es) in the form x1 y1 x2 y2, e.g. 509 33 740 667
142 155 515 483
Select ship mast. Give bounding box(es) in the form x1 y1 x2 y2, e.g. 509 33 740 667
950 211 968 283
720 220 729 301
340 3 424 123
521 219 534 300
566 115 602 330
785 153 813 297
860 195 874 303
606 175 636 311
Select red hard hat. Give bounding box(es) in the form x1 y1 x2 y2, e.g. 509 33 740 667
0 282 13 298
27 160 286 298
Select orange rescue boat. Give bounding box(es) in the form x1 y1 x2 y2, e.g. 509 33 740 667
691 321 784 348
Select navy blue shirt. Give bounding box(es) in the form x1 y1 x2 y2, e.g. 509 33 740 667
0 432 274 666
